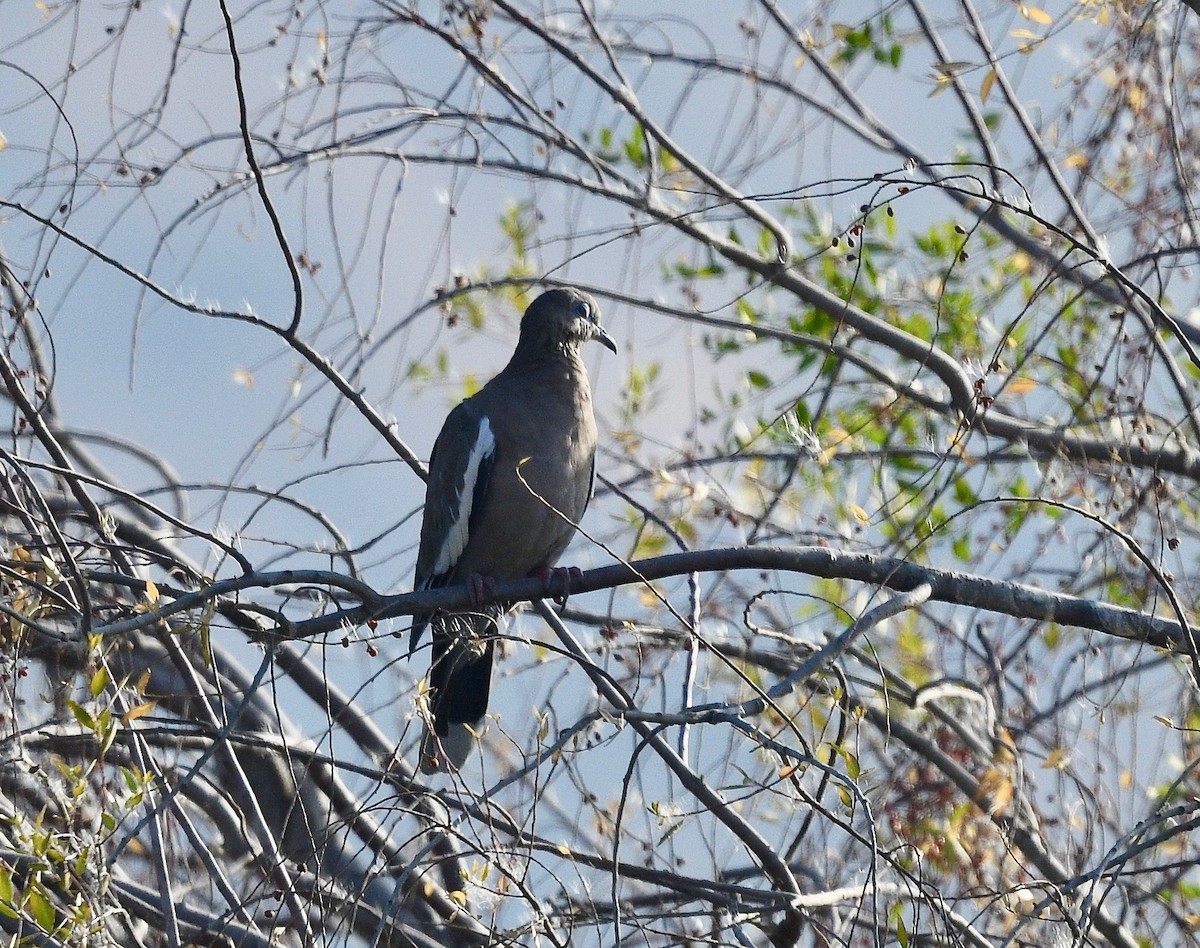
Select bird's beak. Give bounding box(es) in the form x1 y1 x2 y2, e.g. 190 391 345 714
592 324 617 353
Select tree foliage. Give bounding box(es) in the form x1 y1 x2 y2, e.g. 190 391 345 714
3 1 1200 946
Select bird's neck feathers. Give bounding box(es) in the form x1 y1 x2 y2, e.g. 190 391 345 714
496 340 592 410
508 330 585 370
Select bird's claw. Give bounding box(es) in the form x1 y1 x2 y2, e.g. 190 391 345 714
466 573 497 610
536 565 583 607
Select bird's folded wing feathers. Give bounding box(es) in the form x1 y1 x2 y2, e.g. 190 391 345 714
409 404 496 651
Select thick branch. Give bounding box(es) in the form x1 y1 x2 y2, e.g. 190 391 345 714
234 545 1191 650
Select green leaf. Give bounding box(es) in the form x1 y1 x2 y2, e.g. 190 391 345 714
89 666 109 698
758 226 774 258
97 709 118 754
623 124 647 168
67 701 95 732
953 476 979 506
120 766 139 793
26 887 54 931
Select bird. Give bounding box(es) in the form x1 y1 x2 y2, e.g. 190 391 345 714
410 287 615 773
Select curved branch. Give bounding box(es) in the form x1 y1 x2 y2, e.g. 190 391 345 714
218 0 303 335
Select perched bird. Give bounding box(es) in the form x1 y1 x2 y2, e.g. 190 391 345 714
411 287 615 772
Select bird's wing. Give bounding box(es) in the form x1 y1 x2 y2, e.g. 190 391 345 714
410 402 496 653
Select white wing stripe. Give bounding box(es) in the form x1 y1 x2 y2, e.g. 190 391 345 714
432 415 495 576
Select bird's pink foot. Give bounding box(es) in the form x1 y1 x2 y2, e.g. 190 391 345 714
533 565 583 607
466 573 498 609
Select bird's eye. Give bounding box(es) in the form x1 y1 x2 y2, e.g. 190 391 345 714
571 300 591 320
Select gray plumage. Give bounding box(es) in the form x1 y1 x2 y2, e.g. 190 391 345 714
412 287 615 772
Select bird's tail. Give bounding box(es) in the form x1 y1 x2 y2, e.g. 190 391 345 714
420 609 501 773
420 722 476 774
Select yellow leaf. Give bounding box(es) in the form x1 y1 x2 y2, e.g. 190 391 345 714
928 74 953 98
1009 28 1042 40
977 766 1013 813
232 368 254 389
121 700 157 724
1062 153 1089 170
1119 769 1133 789
820 428 850 464
848 503 870 524
1043 747 1070 770
1007 377 1038 394
557 843 572 856
980 68 997 104
448 890 468 906
1019 4 1053 25
39 555 63 584
0 131 6 153
144 579 160 604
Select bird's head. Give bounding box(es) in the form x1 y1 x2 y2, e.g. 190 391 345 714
517 287 617 358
